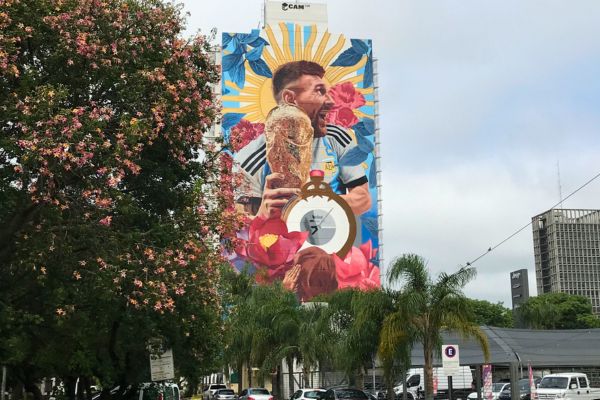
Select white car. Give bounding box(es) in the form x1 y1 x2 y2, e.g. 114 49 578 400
204 384 228 400
467 382 509 400
291 389 326 400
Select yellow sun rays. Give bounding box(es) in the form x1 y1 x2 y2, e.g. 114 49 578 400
222 24 374 123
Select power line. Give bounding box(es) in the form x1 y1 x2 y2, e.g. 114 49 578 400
466 170 600 267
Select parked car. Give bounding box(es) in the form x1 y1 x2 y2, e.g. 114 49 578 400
215 389 237 400
467 382 510 400
536 373 600 400
239 388 273 400
133 382 181 400
203 385 228 400
291 389 326 400
498 378 541 400
321 388 370 400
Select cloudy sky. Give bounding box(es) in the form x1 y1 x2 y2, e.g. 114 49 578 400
180 0 600 306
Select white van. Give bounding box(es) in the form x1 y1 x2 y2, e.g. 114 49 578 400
394 367 473 400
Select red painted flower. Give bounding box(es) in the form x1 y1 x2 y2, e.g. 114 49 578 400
237 217 308 268
333 240 381 290
326 82 366 128
229 119 265 152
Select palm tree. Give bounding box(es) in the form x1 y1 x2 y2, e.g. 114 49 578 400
378 254 490 400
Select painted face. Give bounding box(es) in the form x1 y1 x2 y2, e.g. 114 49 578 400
287 75 334 136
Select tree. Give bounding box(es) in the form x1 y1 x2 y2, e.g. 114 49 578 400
517 292 600 329
0 0 240 397
466 299 513 328
307 288 393 390
378 255 490 400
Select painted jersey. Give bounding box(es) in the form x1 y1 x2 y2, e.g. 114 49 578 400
233 124 367 203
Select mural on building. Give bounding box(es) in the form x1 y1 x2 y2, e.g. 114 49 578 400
222 22 380 300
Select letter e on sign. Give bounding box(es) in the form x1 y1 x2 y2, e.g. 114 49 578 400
442 344 460 375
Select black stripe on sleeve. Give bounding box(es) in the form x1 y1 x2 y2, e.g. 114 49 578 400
344 176 368 189
240 145 266 170
327 125 352 145
249 155 266 176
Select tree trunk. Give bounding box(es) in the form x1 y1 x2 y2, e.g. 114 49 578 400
384 371 395 400
286 358 295 399
237 363 244 396
64 377 77 400
423 342 434 400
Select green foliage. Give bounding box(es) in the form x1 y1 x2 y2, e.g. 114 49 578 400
517 292 600 329
466 299 513 328
0 0 233 396
379 255 489 400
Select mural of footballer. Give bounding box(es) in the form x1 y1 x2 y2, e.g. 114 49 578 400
233 60 372 219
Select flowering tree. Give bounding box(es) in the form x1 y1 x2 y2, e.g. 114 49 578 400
0 0 241 396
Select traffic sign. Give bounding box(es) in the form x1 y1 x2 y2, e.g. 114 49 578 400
442 344 460 375
150 348 175 381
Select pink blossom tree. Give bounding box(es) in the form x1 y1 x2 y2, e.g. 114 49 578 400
0 0 242 396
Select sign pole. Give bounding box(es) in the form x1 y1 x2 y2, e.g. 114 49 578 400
448 375 453 400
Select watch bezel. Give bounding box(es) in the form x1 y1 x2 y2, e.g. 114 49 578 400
282 179 356 258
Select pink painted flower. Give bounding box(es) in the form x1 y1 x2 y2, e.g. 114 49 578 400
333 240 381 290
326 82 366 128
237 217 308 268
229 119 265 152
99 215 112 226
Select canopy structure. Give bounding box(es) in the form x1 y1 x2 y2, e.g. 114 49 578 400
408 326 600 367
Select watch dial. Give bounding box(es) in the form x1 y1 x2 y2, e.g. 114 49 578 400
301 209 336 245
285 196 352 255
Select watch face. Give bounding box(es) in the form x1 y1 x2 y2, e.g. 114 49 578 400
301 208 336 246
285 195 353 255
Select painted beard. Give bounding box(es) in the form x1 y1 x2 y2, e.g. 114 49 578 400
312 106 331 137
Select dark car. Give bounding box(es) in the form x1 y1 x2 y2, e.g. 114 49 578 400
322 389 370 400
498 378 542 400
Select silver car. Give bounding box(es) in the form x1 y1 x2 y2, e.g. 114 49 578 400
215 389 237 400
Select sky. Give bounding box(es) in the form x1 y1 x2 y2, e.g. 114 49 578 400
180 0 600 306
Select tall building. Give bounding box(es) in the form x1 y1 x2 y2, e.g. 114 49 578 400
509 269 529 328
532 208 600 315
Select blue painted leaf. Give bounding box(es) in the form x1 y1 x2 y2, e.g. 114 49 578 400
363 55 373 88
369 160 377 189
371 257 380 267
222 53 244 72
239 30 260 44
248 58 272 78
222 113 245 130
351 39 369 55
353 118 375 137
340 146 368 166
222 33 233 48
245 44 264 61
230 61 246 88
356 132 374 154
222 86 230 95
331 47 363 67
362 217 379 244
248 36 268 48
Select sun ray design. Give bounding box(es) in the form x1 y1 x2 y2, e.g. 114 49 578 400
294 24 302 60
222 24 374 124
303 25 317 60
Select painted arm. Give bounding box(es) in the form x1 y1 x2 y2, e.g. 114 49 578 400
341 182 371 215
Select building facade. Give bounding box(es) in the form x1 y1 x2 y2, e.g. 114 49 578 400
532 208 600 315
510 269 529 327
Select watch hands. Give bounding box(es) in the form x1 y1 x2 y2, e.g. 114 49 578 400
316 208 334 228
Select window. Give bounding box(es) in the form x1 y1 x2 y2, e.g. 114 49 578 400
578 377 588 388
